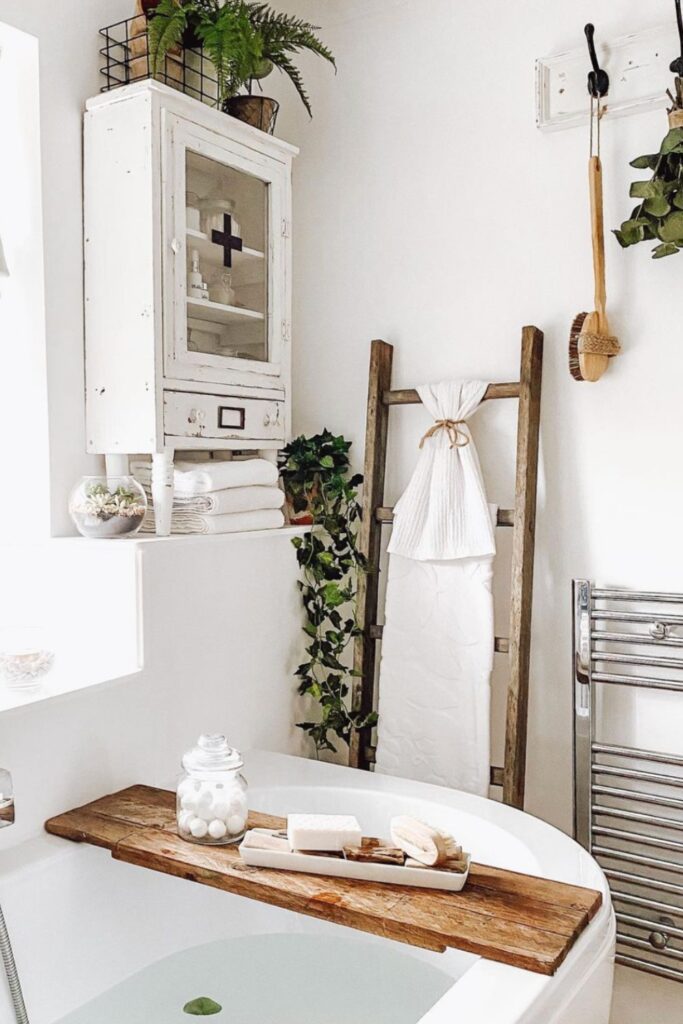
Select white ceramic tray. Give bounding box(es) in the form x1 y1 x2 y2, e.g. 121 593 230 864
239 831 470 892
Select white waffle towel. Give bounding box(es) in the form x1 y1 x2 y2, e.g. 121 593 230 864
376 379 496 796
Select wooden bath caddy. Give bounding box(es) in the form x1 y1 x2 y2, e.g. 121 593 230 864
45 785 602 976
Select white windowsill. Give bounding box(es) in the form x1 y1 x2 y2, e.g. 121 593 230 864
0 525 309 714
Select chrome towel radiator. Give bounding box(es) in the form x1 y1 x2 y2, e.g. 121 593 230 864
573 579 683 983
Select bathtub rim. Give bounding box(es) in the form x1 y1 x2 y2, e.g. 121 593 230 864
0 749 614 1024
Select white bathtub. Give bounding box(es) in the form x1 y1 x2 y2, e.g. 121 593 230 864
0 751 615 1023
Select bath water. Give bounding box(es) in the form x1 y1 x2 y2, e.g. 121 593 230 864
57 933 455 1024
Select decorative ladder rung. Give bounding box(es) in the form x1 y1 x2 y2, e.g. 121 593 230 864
383 382 521 405
368 624 509 653
376 506 515 527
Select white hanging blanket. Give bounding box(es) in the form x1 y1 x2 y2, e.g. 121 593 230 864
375 380 496 795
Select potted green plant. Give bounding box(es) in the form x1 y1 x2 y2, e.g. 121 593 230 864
279 431 376 756
614 77 683 258
149 0 335 131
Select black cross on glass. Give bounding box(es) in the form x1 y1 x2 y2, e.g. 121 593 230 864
211 213 243 268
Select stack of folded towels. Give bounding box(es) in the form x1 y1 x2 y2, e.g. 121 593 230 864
132 457 285 536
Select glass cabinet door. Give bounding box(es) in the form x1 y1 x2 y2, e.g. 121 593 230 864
164 115 286 384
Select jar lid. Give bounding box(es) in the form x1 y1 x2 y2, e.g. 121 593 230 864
197 197 237 213
182 734 243 772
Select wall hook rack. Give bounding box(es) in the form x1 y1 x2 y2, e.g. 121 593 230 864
670 0 683 74
584 24 609 99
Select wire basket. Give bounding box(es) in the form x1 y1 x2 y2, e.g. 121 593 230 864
100 15 220 108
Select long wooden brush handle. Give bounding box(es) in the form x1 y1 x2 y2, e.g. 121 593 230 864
589 155 607 330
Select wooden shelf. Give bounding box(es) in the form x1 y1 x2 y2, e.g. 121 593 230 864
187 229 265 268
45 785 602 976
186 297 264 326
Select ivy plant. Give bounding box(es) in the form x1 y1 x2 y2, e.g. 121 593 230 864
279 431 377 755
614 83 683 258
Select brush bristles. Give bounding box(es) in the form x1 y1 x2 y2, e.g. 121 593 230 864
568 312 588 381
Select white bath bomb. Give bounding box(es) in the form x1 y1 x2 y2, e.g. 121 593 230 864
180 793 198 813
208 818 227 840
228 794 248 817
211 800 230 822
227 813 246 835
178 778 198 799
189 817 208 839
178 810 194 835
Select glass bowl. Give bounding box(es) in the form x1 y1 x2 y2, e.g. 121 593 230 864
0 627 54 691
69 475 147 539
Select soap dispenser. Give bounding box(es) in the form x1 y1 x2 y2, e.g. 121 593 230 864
188 249 205 299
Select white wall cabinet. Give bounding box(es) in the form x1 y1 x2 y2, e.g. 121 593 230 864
84 81 297 534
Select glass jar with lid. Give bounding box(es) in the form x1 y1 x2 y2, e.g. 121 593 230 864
176 734 248 845
198 197 241 241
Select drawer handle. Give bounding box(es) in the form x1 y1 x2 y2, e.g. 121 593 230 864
217 406 245 430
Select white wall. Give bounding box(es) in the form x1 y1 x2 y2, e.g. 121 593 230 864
271 0 683 1017
0 0 132 536
0 23 50 538
0 532 306 851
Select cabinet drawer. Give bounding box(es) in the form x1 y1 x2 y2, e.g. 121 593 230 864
164 390 285 441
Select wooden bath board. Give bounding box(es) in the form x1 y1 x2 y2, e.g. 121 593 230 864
45 785 602 976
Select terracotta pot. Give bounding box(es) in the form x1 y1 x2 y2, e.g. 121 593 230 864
284 479 319 526
223 96 279 134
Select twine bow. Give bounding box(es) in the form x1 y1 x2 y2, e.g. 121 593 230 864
419 419 470 450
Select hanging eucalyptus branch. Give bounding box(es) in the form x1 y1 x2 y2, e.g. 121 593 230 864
279 431 377 755
614 77 683 258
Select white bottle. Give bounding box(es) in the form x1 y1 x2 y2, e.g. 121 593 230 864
188 249 205 299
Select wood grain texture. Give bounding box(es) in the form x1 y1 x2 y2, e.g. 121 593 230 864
349 340 394 770
44 785 601 976
504 327 544 809
383 383 521 405
358 329 542 802
375 506 515 527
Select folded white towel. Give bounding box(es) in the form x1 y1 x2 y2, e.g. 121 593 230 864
140 484 284 516
131 458 279 495
141 507 284 536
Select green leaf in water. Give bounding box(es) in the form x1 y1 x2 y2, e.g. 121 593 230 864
183 996 223 1015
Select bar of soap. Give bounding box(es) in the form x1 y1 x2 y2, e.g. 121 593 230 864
241 829 290 853
287 813 362 852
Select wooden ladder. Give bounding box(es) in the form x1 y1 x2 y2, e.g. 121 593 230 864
349 326 543 810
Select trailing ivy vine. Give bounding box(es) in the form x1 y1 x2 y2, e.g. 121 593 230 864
279 431 377 755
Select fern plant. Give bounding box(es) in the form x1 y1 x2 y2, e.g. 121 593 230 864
148 0 334 115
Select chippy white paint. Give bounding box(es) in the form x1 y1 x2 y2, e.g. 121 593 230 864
84 81 296 533
536 23 676 132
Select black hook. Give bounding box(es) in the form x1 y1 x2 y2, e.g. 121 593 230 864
584 23 609 99
670 0 683 75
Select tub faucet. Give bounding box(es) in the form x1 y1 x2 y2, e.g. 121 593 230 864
0 769 29 1024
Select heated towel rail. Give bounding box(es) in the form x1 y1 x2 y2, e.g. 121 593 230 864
351 327 543 810
573 579 683 983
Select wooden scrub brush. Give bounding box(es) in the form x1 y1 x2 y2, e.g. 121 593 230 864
569 27 621 382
